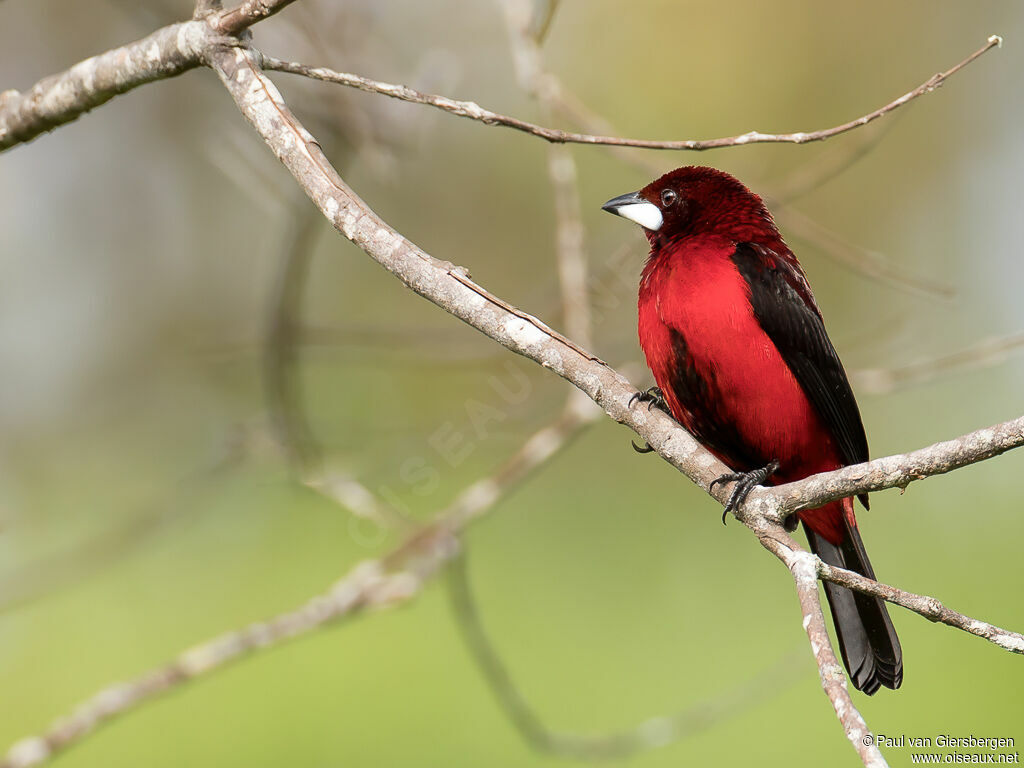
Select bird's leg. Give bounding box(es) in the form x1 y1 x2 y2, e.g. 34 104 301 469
709 459 781 524
629 387 672 453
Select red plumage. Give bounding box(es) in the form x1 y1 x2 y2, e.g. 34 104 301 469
604 166 902 694
638 217 849 543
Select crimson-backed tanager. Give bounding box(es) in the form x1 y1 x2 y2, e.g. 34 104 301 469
602 166 902 694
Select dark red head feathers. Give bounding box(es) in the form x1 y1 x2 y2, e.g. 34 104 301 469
603 166 781 249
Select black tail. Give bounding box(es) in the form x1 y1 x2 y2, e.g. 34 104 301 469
803 520 903 694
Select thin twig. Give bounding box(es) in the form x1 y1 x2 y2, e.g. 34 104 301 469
787 552 886 767
260 35 1001 152
813 557 1024 653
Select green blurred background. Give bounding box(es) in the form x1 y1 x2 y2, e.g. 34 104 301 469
2 1 1023 766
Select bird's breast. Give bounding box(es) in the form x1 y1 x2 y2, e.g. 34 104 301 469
638 240 839 474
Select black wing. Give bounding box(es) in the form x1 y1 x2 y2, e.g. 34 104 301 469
731 242 870 507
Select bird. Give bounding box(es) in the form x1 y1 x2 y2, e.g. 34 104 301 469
601 166 902 694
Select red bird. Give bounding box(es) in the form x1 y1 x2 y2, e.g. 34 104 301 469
602 166 902 694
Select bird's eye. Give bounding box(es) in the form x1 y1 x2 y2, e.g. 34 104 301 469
660 189 678 208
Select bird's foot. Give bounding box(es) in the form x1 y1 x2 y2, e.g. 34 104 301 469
629 386 670 414
709 460 781 524
629 387 670 453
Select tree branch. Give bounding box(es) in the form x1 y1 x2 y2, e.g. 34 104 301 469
0 2 304 152
757 415 1024 517
260 35 1001 152
0 21 208 151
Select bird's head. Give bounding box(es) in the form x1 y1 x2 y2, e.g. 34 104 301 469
601 166 779 247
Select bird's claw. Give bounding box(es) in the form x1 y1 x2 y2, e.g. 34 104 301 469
709 459 781 524
629 386 670 414
629 387 671 454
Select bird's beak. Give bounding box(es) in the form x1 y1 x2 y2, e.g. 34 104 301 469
601 191 663 231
